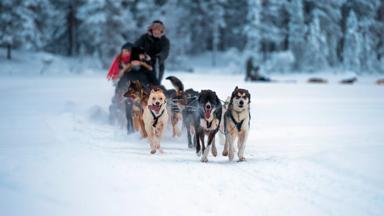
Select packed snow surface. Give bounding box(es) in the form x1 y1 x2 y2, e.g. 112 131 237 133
0 72 383 216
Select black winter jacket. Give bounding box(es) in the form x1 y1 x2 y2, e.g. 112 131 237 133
134 34 170 64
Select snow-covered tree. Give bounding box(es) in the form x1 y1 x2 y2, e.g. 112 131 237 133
258 0 289 61
343 10 361 72
0 0 27 59
310 0 344 66
43 0 86 56
288 0 306 70
19 0 53 50
221 0 248 50
305 10 329 71
359 17 380 73
77 0 136 65
244 0 261 59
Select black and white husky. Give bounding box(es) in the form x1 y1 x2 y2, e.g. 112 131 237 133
194 90 222 162
222 87 251 161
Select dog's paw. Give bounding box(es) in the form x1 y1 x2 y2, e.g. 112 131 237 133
201 157 208 163
196 150 202 157
238 156 246 162
211 147 217 157
150 149 156 154
222 150 228 156
229 152 234 161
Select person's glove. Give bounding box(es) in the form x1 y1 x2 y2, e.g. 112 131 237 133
145 54 151 61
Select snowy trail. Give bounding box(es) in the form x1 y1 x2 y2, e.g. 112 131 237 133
0 74 384 216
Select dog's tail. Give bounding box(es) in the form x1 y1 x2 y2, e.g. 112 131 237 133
166 76 184 93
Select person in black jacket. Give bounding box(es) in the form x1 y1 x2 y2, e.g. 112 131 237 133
116 46 159 93
134 20 170 83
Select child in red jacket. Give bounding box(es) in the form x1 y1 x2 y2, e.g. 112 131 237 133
106 42 134 82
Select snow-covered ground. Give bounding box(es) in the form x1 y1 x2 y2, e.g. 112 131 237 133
0 69 384 216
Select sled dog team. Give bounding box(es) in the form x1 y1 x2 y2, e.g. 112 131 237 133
123 76 251 163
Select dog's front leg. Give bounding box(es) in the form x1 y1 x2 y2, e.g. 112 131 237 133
222 136 229 156
237 132 248 161
227 133 235 161
195 130 201 156
148 133 156 154
211 136 217 157
153 135 160 152
145 124 157 154
155 122 165 152
201 132 215 162
201 139 210 163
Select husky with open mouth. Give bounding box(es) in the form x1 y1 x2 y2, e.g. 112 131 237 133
194 90 222 162
143 87 168 154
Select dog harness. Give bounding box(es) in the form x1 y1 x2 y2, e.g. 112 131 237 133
206 120 213 129
229 111 244 132
150 109 165 127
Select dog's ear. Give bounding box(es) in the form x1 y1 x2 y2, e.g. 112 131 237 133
230 87 237 105
246 90 251 104
231 86 238 98
127 80 131 86
216 94 221 106
142 89 149 97
198 92 203 104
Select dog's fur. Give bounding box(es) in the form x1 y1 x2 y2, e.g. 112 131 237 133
143 87 168 154
194 90 222 162
182 88 199 148
123 80 149 138
222 87 251 161
123 76 184 139
165 76 186 138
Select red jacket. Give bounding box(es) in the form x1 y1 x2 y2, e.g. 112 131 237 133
106 54 130 80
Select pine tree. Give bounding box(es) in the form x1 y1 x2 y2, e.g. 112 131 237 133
309 0 344 66
343 10 361 72
221 0 248 50
244 0 261 58
288 0 306 70
21 0 53 50
0 0 25 59
77 0 136 66
305 10 329 72
44 0 85 56
258 0 289 61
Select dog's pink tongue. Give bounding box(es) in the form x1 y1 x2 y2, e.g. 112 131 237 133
205 111 211 119
149 104 161 113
